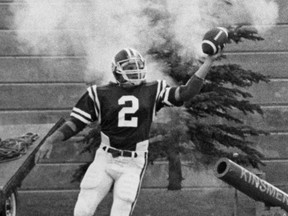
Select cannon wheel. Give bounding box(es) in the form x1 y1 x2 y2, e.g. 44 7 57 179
1 191 18 216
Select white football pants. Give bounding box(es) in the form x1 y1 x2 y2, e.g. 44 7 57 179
74 145 148 216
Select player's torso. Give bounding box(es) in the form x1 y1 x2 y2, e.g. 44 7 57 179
97 82 158 150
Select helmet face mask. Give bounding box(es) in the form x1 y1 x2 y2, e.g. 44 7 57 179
112 48 147 86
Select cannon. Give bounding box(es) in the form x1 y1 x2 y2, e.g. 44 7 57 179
214 158 288 212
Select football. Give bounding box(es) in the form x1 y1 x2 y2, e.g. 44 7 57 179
201 27 229 55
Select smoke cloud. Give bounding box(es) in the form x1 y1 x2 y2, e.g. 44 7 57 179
9 0 279 83
164 0 279 58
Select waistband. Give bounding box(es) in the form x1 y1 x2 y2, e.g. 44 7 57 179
102 146 138 158
101 132 149 152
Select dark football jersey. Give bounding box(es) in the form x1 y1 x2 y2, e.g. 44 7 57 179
70 80 182 150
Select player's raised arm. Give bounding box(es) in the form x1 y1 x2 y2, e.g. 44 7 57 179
175 27 228 102
175 54 219 102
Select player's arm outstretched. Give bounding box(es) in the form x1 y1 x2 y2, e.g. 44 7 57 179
35 89 95 163
35 119 84 163
175 53 221 102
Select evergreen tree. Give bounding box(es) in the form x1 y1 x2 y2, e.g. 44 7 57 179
146 25 270 190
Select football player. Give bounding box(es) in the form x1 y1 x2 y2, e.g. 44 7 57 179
35 48 221 216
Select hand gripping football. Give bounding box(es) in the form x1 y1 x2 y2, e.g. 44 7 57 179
201 27 229 55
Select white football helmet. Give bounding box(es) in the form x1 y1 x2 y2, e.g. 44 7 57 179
112 48 147 86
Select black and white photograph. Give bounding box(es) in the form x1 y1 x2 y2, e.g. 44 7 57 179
0 0 287 216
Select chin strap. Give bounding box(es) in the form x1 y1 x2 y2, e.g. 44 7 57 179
119 82 136 88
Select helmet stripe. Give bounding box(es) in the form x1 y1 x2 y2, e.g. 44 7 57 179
129 48 140 58
125 48 132 58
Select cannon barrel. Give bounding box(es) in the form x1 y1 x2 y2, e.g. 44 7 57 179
214 158 288 212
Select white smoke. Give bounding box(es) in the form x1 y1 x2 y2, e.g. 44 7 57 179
9 0 279 83
10 0 149 83
239 0 279 32
164 0 279 58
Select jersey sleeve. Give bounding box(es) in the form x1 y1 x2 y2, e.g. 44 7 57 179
155 80 183 111
70 86 98 125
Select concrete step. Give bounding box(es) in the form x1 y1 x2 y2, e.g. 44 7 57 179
0 83 86 110
0 56 86 83
19 158 288 190
17 188 256 216
0 26 286 56
0 53 287 84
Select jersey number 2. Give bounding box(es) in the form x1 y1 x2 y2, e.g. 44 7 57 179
118 96 139 127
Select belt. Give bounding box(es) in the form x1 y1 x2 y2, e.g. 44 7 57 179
103 146 138 158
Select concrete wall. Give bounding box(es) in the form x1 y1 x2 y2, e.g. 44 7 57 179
1 0 288 215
